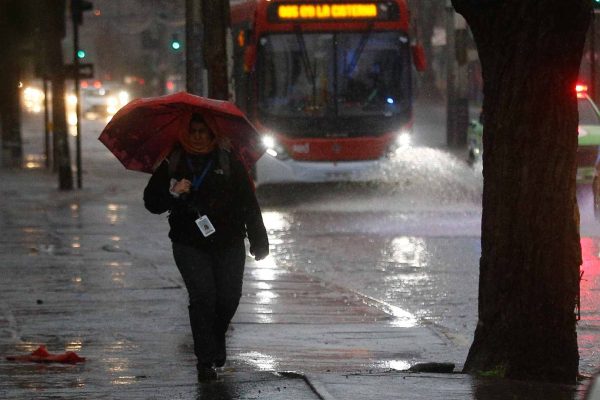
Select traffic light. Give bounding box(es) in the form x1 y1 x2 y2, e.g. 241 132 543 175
77 49 86 59
594 0 600 10
72 0 94 26
170 34 182 51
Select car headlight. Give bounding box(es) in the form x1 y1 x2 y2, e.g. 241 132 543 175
66 94 78 106
117 90 130 106
262 134 289 160
22 87 44 113
107 96 119 114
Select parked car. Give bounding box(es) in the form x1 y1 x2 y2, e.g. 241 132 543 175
467 84 600 185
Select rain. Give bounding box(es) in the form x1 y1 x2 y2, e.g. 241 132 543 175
1 1 599 399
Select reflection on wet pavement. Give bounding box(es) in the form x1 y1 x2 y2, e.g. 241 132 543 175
23 154 44 170
106 203 126 225
237 351 279 371
232 252 433 373
377 359 411 371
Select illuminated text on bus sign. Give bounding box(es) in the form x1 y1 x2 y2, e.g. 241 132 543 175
276 3 379 21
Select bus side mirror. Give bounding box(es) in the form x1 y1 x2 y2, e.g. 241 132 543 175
244 44 257 73
411 44 427 72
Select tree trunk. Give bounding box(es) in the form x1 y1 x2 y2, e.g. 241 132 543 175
0 0 24 167
0 54 22 167
452 0 591 383
202 0 230 100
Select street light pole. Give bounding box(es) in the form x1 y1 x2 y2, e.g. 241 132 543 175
186 0 204 95
445 0 457 146
72 13 82 189
70 0 92 188
446 1 469 147
43 78 51 168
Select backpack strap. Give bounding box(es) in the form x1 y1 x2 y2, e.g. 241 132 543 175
218 149 231 178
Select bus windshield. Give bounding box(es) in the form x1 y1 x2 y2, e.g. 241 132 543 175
257 31 411 125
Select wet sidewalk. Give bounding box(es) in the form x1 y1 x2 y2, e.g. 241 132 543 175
0 131 590 399
0 165 449 399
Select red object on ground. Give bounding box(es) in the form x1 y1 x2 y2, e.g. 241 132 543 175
98 92 264 173
6 345 85 364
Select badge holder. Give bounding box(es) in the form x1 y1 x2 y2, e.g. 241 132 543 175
195 215 216 237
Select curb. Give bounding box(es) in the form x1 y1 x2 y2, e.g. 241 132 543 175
279 372 337 400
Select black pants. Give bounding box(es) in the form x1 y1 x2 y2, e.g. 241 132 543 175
172 239 246 365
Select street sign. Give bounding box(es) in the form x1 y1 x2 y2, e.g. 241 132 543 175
64 63 94 79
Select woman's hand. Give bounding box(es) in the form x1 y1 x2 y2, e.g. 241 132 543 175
172 179 192 194
250 244 269 261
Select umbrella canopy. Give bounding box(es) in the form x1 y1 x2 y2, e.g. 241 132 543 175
99 92 264 173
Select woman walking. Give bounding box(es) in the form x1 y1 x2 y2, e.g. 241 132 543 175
143 113 269 380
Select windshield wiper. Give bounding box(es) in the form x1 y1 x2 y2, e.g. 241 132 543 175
294 26 318 108
344 24 373 76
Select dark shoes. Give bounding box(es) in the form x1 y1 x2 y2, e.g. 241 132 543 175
197 363 218 382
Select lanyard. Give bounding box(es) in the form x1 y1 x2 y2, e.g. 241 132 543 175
187 157 213 191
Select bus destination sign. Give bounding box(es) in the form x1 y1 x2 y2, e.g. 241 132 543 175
268 2 400 22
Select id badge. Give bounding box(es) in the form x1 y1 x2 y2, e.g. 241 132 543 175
195 215 216 237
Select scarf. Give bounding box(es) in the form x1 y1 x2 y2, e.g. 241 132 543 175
179 129 218 155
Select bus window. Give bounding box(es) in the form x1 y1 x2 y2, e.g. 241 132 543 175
257 31 411 120
337 32 411 117
258 33 334 118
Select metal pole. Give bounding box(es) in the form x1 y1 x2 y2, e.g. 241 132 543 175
186 0 204 95
43 78 51 168
72 11 82 188
445 0 457 146
454 14 469 147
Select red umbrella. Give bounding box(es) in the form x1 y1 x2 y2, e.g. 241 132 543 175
99 92 263 173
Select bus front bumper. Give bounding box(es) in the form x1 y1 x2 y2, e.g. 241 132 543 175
255 154 387 185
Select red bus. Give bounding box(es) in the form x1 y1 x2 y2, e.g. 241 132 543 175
230 0 424 184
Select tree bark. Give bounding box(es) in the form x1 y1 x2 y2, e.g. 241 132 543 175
0 0 24 167
201 0 230 100
452 0 591 383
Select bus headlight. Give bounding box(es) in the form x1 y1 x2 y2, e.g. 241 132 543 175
388 130 411 156
262 135 276 149
397 131 411 147
262 135 290 160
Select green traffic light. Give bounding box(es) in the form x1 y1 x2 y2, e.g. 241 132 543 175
171 41 181 51
77 50 86 59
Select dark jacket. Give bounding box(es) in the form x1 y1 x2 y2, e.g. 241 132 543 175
143 148 268 254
